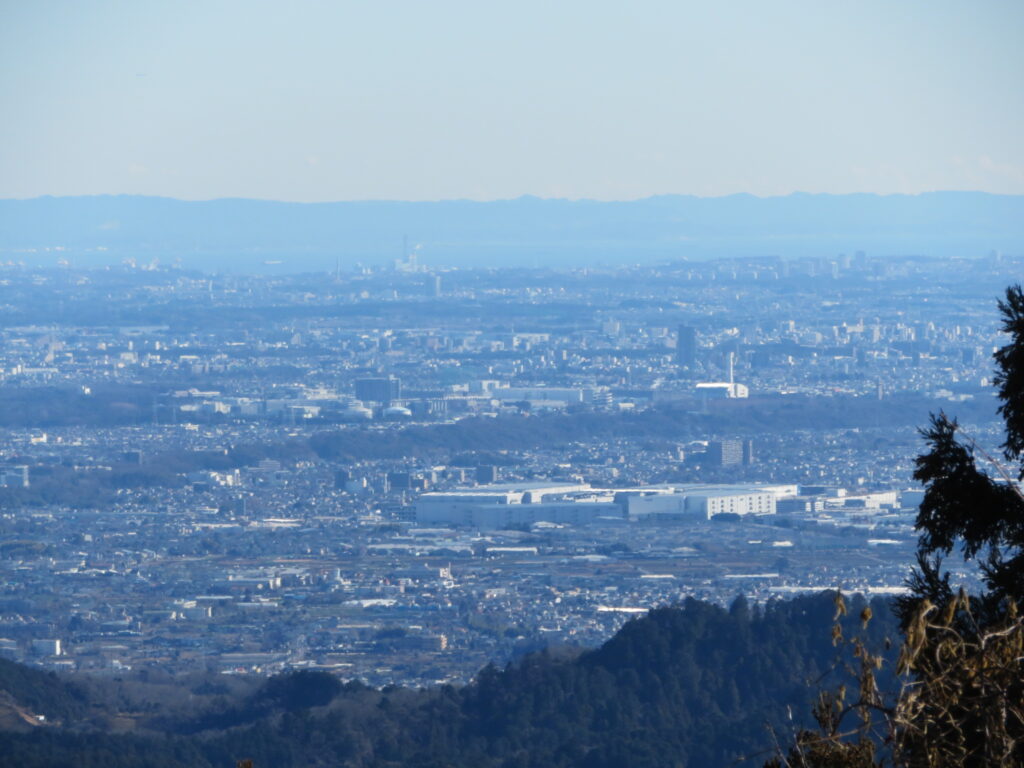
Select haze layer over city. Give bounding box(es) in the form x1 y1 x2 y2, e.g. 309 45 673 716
1 3 1023 767
0 245 1017 684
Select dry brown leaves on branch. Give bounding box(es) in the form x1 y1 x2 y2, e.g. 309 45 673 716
766 593 1024 768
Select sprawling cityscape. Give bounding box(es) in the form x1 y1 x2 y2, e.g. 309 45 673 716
0 250 1012 687
2 1 1022 764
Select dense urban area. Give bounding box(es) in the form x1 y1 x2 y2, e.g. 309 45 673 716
0 250 1015 687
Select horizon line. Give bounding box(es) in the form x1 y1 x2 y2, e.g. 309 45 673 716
0 189 1018 206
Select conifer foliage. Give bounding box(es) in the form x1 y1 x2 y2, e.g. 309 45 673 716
769 285 1024 768
909 290 1024 614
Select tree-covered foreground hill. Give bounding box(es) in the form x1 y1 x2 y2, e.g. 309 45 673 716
0 592 897 768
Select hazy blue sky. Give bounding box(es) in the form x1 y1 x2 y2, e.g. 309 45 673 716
2 0 1022 201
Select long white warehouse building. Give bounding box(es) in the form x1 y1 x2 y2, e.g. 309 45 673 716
414 482 780 529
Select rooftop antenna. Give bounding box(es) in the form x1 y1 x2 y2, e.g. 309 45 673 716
728 351 734 386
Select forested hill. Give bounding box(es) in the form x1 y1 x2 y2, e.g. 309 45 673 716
0 592 899 768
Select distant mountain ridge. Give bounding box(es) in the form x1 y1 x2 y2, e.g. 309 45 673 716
0 191 1021 271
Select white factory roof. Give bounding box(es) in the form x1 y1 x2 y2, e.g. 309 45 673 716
419 481 592 503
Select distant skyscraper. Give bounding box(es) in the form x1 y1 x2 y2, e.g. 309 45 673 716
677 325 697 368
707 440 743 467
742 439 755 466
355 376 401 405
707 439 755 467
